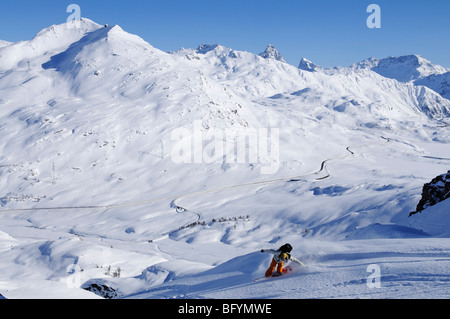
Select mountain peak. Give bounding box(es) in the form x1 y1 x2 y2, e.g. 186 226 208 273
259 44 286 63
0 40 12 48
298 57 320 72
196 44 221 54
351 57 380 70
0 18 106 70
371 54 448 82
41 20 155 77
33 17 102 40
26 18 104 54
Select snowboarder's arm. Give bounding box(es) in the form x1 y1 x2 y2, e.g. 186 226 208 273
289 256 304 266
260 249 278 255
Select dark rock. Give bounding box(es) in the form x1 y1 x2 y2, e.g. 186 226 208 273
410 170 450 216
82 282 118 299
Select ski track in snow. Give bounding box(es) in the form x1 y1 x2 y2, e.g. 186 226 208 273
0 18 450 299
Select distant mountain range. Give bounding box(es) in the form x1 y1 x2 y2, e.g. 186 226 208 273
0 17 449 210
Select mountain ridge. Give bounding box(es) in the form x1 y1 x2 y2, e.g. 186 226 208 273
1 17 450 300
0 17 448 209
2 18 449 98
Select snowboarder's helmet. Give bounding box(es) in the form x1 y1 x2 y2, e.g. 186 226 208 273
279 243 292 253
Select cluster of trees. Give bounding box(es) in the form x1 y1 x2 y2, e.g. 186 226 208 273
179 215 250 230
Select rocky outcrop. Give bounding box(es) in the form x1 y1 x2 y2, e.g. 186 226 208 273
82 281 118 299
410 171 450 216
259 44 286 63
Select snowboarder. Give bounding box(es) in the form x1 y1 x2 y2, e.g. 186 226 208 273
261 243 303 277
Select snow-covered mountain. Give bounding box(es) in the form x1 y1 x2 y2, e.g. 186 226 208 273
1 18 450 299
259 44 286 63
369 55 448 82
298 57 320 72
0 40 11 48
351 54 450 101
416 72 450 100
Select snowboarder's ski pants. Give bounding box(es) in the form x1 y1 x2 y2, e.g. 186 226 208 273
265 259 283 277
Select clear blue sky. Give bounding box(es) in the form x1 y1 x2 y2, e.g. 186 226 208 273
1 0 449 68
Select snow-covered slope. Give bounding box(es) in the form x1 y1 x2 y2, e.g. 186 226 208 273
352 54 450 102
0 40 12 48
0 19 450 299
0 19 102 71
416 72 450 100
359 54 448 82
408 198 450 237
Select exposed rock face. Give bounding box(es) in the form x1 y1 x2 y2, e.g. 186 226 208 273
259 44 286 63
298 57 319 72
82 282 118 299
410 171 450 216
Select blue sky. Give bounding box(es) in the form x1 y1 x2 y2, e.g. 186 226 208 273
1 0 449 68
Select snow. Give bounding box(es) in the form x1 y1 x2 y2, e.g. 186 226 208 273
352 55 450 103
0 18 450 299
298 57 320 72
370 55 448 82
259 44 286 63
0 40 12 48
416 72 450 100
